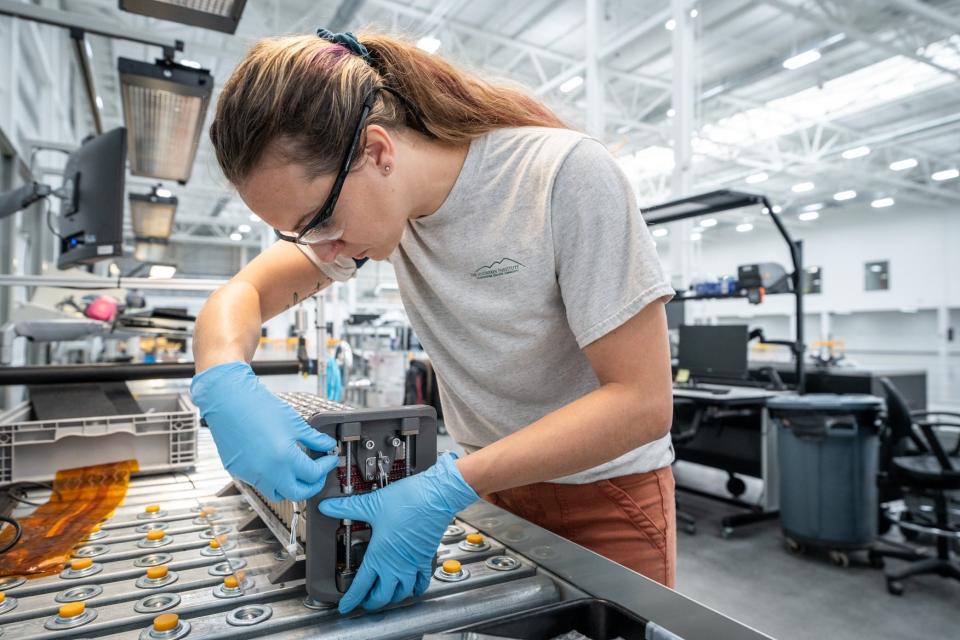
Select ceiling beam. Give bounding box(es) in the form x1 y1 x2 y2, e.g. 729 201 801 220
0 0 180 55
829 110 960 157
883 0 960 36
535 7 673 94
609 109 960 206
763 0 960 81
369 0 571 65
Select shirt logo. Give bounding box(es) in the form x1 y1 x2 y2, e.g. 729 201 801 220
472 258 525 279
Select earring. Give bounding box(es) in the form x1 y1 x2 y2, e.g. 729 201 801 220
384 165 392 173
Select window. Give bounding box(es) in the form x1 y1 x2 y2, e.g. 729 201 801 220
865 261 889 291
803 266 822 294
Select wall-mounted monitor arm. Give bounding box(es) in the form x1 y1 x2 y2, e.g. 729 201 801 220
0 182 53 221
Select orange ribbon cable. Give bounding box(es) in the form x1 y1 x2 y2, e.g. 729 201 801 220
0 459 138 578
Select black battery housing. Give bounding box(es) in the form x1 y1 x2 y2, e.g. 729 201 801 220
304 405 438 604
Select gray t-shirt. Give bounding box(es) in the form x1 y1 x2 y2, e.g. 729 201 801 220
305 127 675 483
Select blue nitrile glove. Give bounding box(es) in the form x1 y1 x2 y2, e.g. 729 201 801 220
190 361 339 502
319 453 479 614
325 355 343 402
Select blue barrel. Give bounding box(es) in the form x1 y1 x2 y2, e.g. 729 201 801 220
768 394 885 549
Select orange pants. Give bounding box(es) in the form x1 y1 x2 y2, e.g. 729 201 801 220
484 466 676 587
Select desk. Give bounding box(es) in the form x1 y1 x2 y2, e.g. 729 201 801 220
674 384 783 405
673 384 786 537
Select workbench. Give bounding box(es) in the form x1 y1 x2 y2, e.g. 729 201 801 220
0 423 771 639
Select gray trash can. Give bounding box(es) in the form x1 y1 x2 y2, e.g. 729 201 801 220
767 394 885 562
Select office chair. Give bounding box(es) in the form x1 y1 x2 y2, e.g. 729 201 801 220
672 398 702 535
868 377 960 595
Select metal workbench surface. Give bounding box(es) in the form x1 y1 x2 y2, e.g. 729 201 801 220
1 427 771 640
459 501 772 640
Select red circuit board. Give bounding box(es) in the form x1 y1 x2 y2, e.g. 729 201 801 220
336 459 408 493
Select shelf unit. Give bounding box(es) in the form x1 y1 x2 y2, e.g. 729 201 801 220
645 189 806 392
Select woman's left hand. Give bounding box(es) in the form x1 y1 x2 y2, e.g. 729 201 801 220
318 453 479 614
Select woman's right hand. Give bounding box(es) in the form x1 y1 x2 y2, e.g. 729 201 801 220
190 361 339 501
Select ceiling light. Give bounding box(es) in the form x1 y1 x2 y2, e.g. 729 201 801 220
798 211 820 221
119 0 247 34
803 202 824 211
700 218 717 227
871 197 894 208
148 264 177 279
666 108 676 118
690 8 699 18
119 57 213 183
134 237 170 263
701 83 725 99
665 18 676 30
559 75 584 93
131 184 176 264
652 228 669 238
238 224 251 233
230 232 242 241
841 146 871 159
889 158 917 171
791 181 814 193
877 82 914 100
616 124 632 134
932 168 959 181
772 205 782 214
783 49 821 70
736 223 753 232
416 36 442 54
95 95 104 109
248 213 259 222
130 185 177 240
833 190 857 201
690 232 702 241
745 172 768 184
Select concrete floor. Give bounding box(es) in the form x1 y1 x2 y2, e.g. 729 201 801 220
674 489 959 640
440 429 960 640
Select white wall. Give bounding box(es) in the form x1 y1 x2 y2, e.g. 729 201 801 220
655 201 959 406
659 202 955 312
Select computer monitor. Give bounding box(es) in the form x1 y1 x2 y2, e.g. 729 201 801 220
678 324 749 381
57 127 127 269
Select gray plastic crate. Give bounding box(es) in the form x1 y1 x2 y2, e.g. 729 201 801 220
0 392 199 483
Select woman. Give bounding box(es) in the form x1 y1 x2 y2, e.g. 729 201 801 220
190 29 676 615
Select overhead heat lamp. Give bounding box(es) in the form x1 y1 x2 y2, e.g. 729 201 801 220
119 0 247 34
119 57 213 184
131 184 177 263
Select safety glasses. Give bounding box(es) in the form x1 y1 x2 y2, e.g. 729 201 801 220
273 89 379 246
273 85 431 246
